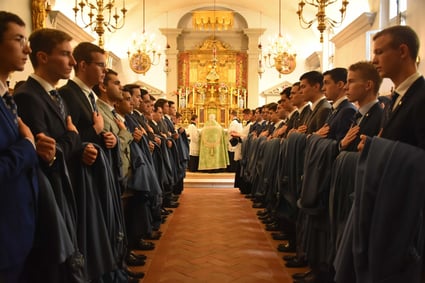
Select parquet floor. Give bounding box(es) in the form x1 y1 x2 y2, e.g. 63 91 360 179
131 187 306 282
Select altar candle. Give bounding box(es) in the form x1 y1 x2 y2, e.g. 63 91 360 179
244 89 247 108
192 88 195 107
237 89 240 108
185 88 188 108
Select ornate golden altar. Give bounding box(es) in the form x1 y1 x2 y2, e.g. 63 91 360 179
177 37 248 127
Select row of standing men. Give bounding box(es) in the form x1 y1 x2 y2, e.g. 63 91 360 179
230 25 425 283
0 11 189 283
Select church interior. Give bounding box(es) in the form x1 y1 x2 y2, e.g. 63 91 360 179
1 0 425 283
2 0 425 126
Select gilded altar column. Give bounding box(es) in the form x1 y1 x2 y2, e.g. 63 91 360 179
160 28 183 101
243 28 265 109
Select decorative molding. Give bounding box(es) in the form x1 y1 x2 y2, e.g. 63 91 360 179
261 81 292 97
305 51 322 71
48 11 95 43
133 80 165 96
331 12 376 48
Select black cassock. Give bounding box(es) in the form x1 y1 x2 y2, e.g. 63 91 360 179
336 137 425 283
27 147 85 283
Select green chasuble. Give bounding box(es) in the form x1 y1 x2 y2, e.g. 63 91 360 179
198 119 229 170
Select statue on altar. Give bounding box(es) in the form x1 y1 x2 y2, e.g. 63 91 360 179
198 114 229 171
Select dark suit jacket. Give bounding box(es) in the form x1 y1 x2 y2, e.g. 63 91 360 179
327 99 357 141
294 104 312 129
14 77 81 162
59 80 103 145
0 97 38 269
345 102 384 152
306 98 332 134
381 76 425 150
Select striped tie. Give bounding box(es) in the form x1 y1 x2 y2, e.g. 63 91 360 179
3 91 18 125
50 89 66 120
88 92 98 112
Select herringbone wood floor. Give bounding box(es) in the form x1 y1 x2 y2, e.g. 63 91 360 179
132 187 306 282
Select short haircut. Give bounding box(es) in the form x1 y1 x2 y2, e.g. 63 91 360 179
300 71 324 88
93 68 117 96
0 11 25 42
103 68 117 84
280 86 292 99
348 61 382 94
123 84 140 96
28 28 73 68
190 114 198 121
268 102 278 112
154 98 168 109
176 112 182 118
373 25 420 61
72 42 105 72
140 88 148 97
242 108 251 115
168 100 175 106
323 67 347 84
230 110 238 116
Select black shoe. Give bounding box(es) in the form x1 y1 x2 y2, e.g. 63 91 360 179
292 270 312 280
258 214 270 220
125 268 145 279
144 231 162 240
252 202 265 208
130 252 147 260
282 254 296 261
262 217 276 224
136 240 155 251
256 209 268 216
272 232 289 241
277 242 296 252
126 254 145 266
164 201 179 208
285 258 308 268
265 223 280 231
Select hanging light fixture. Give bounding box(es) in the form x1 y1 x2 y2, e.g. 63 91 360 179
261 0 297 77
163 11 171 75
297 0 349 43
127 0 161 75
73 0 127 48
257 11 265 78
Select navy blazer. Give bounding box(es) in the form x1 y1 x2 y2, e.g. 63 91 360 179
306 98 332 134
59 80 103 146
381 76 425 150
0 97 38 269
14 77 81 162
327 99 357 141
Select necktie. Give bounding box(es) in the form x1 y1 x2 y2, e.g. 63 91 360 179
353 111 363 125
382 91 400 127
49 89 66 120
389 91 400 111
3 91 18 125
111 109 118 119
88 92 98 112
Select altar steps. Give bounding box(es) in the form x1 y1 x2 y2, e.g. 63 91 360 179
183 171 235 188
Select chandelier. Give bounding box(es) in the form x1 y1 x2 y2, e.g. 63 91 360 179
127 0 161 75
192 10 234 31
259 0 297 78
73 0 127 48
297 0 349 43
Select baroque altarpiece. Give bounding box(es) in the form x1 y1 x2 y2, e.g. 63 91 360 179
177 37 248 127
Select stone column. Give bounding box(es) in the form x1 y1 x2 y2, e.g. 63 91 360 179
243 28 265 108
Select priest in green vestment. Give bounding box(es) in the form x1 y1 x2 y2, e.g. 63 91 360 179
198 114 229 170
